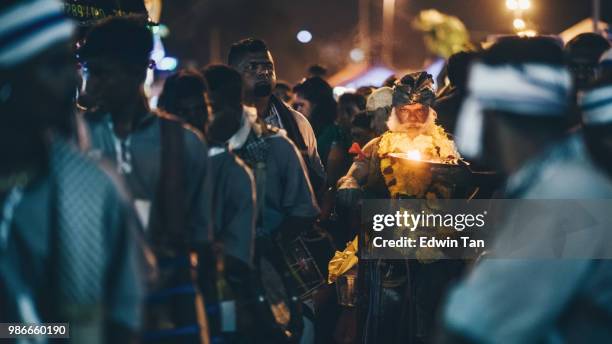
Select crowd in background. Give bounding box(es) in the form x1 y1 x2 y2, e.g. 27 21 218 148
2 0 612 343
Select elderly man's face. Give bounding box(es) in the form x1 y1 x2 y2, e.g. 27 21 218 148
395 103 430 129
235 51 277 98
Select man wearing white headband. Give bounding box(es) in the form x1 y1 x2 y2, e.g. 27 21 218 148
443 36 612 343
0 0 146 342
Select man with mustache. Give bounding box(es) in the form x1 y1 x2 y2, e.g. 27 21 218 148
337 72 460 203
335 72 464 343
228 38 326 195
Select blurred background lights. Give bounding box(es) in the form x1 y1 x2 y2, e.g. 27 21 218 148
506 0 530 10
513 18 526 30
349 48 365 62
297 30 313 43
158 57 178 71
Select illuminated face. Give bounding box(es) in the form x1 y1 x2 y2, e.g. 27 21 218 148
395 103 430 129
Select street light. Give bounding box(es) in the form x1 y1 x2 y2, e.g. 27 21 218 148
297 30 312 43
506 0 532 33
350 48 365 62
506 0 530 10
518 0 530 10
513 18 526 30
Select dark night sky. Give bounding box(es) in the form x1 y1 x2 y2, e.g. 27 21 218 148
161 0 611 83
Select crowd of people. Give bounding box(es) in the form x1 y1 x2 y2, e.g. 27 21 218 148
2 0 612 343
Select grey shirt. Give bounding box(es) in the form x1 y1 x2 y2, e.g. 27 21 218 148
83 112 210 243
231 107 320 235
259 133 320 233
208 148 256 265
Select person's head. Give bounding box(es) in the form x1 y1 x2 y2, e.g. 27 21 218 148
337 92 366 129
273 81 292 103
79 15 153 112
366 86 394 135
565 33 611 90
228 38 276 101
447 51 479 91
389 72 436 136
455 36 572 174
383 75 397 87
350 111 375 147
158 69 207 132
579 74 612 176
292 77 337 135
0 0 78 168
202 64 244 144
599 48 612 81
356 86 374 98
307 64 327 79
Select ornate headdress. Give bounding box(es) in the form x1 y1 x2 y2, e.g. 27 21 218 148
392 72 436 107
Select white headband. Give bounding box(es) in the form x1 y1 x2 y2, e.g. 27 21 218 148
579 85 612 126
454 63 572 159
0 0 75 67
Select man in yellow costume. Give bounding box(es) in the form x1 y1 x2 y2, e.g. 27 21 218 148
338 71 460 201
336 72 466 344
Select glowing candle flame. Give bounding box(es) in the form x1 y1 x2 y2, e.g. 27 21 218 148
406 150 422 161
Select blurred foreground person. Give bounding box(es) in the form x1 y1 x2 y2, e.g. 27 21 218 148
79 16 211 343
158 69 208 134
0 1 146 342
445 36 612 344
229 38 325 195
